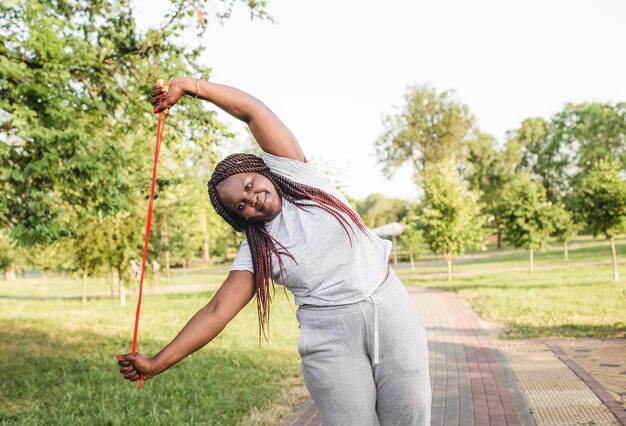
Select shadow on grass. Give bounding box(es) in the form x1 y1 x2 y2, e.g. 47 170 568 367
0 323 299 425
497 323 626 340
405 280 604 293
456 240 626 267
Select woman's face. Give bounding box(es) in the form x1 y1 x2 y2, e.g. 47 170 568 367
216 172 282 222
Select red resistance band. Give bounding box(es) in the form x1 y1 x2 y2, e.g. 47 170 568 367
116 107 167 389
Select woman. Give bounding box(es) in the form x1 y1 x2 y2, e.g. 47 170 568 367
118 77 431 425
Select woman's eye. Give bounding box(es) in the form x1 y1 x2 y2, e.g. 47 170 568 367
245 182 252 191
237 202 245 210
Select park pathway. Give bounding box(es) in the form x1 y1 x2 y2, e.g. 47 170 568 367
284 285 624 426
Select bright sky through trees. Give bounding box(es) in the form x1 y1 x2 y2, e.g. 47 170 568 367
133 0 626 199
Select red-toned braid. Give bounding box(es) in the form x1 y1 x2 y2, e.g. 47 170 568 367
207 153 368 342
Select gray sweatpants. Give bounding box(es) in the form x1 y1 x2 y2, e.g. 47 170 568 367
295 268 431 425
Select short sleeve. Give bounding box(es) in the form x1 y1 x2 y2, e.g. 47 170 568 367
230 239 254 273
263 153 318 182
263 153 350 205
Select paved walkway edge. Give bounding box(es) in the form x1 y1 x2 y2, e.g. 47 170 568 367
282 397 315 426
547 341 626 425
456 296 535 426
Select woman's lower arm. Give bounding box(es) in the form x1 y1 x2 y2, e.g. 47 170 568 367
150 304 227 375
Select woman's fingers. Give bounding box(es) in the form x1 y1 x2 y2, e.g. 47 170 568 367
118 355 143 381
119 364 134 374
150 94 163 106
124 369 139 380
120 364 141 381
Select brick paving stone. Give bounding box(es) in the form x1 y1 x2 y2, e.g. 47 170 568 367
554 339 626 411
498 340 620 426
547 340 626 425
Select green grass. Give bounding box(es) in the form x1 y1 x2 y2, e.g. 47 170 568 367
2 237 626 423
0 264 231 298
0 289 301 425
395 235 626 275
404 264 626 339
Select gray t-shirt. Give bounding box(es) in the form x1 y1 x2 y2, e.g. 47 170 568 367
230 153 392 306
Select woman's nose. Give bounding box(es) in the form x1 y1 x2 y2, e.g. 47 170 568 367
245 193 257 206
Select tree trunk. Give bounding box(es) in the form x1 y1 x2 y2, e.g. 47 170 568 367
444 251 452 284
564 241 569 262
117 266 126 307
410 251 415 270
4 267 16 281
224 231 230 261
610 235 619 282
162 215 171 286
497 227 502 249
111 268 118 298
202 213 210 264
392 235 397 265
82 264 88 307
529 249 534 274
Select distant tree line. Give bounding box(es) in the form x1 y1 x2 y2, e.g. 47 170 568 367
1 2 624 294
375 84 626 282
0 0 270 302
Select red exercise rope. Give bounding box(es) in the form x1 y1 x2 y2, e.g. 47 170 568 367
116 85 167 389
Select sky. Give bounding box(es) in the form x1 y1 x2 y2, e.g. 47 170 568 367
133 0 626 200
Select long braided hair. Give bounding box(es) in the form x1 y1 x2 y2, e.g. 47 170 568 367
207 153 368 341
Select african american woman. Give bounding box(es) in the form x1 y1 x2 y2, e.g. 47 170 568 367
117 77 431 425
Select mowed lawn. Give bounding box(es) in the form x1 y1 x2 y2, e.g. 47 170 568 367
0 288 302 425
397 236 626 339
1 236 625 424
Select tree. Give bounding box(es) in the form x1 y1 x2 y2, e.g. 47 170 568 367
506 117 570 202
464 131 519 249
573 159 626 282
0 0 267 246
356 193 413 229
376 84 475 179
398 223 422 270
550 203 580 262
417 159 487 283
66 214 110 306
0 232 17 281
499 173 554 273
553 102 626 174
1 0 270 299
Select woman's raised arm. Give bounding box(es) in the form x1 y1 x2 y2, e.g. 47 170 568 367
152 77 305 162
117 270 256 382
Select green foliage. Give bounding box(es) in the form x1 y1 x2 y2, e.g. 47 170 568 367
0 0 270 281
355 193 414 228
573 159 626 239
464 131 520 245
550 203 579 243
506 117 569 202
0 232 16 270
417 159 487 256
498 173 554 250
398 223 423 259
553 102 626 172
503 102 626 203
376 83 475 179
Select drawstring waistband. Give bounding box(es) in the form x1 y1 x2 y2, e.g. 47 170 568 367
366 294 382 364
366 266 390 365
297 266 395 366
